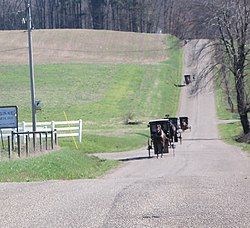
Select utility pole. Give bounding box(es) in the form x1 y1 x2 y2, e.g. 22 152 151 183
27 3 36 132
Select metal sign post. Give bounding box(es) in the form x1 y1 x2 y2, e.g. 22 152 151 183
1 129 4 150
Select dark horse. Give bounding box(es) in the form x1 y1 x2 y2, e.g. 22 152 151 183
152 125 166 158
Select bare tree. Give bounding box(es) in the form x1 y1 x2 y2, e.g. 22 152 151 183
214 0 250 134
179 0 250 135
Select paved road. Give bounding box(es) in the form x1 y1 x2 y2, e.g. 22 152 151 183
0 40 250 228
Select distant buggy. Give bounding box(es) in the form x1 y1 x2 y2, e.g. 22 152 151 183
179 116 191 131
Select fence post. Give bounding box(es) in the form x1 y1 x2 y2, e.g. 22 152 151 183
21 121 26 132
51 121 55 132
51 131 54 150
21 121 26 143
26 135 29 157
17 134 21 158
54 129 57 145
1 129 4 150
45 132 48 150
39 132 42 151
33 132 36 152
79 119 82 142
8 136 11 160
11 131 14 151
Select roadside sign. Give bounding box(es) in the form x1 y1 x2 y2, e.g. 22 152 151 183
0 106 18 129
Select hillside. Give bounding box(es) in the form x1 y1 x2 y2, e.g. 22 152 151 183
0 29 182 153
0 29 169 65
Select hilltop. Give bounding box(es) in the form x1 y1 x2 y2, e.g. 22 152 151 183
0 29 169 65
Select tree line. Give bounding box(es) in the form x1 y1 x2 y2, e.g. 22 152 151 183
0 0 217 39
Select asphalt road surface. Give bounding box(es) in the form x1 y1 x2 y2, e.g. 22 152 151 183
0 40 250 228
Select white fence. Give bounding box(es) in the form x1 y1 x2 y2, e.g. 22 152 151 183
0 119 82 142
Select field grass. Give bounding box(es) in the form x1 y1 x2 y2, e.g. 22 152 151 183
0 29 169 65
0 30 183 181
1 60 181 124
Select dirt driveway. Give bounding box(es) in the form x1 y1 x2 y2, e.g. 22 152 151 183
0 39 249 228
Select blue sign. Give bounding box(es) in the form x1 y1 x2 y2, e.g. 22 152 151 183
0 106 18 129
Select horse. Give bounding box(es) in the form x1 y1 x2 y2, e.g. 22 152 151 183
152 125 166 158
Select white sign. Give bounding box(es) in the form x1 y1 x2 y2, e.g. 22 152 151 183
0 106 18 129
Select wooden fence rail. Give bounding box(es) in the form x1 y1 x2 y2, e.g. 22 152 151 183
1 119 82 142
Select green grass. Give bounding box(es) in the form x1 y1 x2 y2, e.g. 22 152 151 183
218 122 250 152
215 73 250 154
215 77 239 120
0 34 182 181
218 122 241 143
0 148 119 182
1 62 181 125
60 130 150 153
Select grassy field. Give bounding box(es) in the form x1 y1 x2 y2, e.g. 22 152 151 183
0 29 183 181
0 29 169 65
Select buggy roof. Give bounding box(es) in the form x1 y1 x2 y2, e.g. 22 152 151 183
148 119 169 124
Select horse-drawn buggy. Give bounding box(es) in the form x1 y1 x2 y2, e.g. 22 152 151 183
179 116 191 131
168 117 179 143
183 74 195 85
184 74 191 85
147 118 177 158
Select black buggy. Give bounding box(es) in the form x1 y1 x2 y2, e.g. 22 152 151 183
147 119 176 158
184 74 191 85
179 116 191 131
168 117 179 143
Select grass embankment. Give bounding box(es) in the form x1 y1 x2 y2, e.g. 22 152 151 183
0 31 182 181
218 122 250 151
0 148 118 182
215 76 250 152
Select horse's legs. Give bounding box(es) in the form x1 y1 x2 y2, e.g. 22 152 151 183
160 142 163 158
156 142 161 159
161 144 163 158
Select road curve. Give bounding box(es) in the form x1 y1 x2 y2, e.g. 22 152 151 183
0 40 250 228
